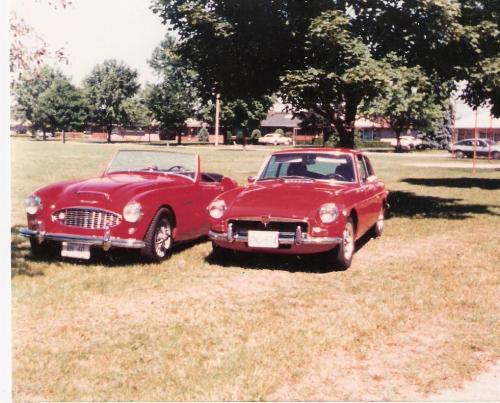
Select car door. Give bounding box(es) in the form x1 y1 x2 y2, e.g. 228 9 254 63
363 155 385 223
475 139 488 156
354 155 375 236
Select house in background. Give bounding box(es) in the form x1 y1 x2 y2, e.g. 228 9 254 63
260 111 301 135
452 106 500 142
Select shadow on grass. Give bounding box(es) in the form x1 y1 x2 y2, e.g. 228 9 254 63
10 225 207 276
387 191 499 219
402 177 500 190
11 226 46 277
205 231 374 274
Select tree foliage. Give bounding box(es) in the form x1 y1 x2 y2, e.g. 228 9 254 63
152 0 499 148
122 93 154 129
198 97 272 136
13 66 66 130
361 63 444 149
83 59 140 142
145 34 199 141
32 78 88 135
10 0 72 82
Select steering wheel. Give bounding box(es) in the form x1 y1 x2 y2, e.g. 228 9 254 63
166 165 186 172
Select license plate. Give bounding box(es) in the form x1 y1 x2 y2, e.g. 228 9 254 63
61 242 91 259
247 231 279 248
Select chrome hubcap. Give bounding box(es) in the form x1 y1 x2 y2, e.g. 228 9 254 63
154 223 171 257
343 223 354 260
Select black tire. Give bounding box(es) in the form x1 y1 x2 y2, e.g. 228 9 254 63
141 208 174 262
29 238 59 258
454 150 464 159
492 151 500 160
371 205 385 238
328 218 355 271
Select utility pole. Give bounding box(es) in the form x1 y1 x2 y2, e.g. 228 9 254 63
473 109 478 174
215 93 220 147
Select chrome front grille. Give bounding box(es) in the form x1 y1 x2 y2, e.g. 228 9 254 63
53 208 121 229
228 219 308 236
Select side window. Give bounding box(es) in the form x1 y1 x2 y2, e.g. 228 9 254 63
363 156 375 176
357 155 368 182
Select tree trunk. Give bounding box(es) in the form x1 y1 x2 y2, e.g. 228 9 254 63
395 130 402 152
177 128 182 145
107 126 112 143
43 130 47 141
62 130 65 144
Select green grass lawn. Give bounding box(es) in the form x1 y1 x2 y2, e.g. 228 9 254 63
11 138 500 401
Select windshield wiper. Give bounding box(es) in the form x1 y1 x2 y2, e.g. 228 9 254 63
280 175 316 181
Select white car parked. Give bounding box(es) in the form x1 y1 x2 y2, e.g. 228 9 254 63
258 132 292 145
381 135 422 151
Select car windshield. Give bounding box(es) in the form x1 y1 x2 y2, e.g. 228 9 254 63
259 152 356 182
106 150 197 180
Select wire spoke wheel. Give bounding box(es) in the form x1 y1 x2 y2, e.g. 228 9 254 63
342 222 354 261
154 222 172 258
141 208 174 262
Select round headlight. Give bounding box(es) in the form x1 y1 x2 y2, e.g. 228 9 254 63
208 199 226 219
123 201 143 223
319 203 338 224
25 195 41 215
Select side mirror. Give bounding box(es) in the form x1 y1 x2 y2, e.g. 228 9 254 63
247 176 256 184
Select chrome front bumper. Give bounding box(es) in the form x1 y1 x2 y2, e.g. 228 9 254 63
19 228 145 249
208 223 342 246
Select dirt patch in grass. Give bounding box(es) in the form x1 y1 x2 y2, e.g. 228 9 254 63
11 140 500 401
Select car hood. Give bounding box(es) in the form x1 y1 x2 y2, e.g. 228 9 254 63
39 173 192 208
225 180 353 219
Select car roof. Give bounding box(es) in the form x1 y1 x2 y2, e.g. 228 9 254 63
272 147 362 155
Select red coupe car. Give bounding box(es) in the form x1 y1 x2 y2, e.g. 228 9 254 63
20 150 238 262
208 148 388 269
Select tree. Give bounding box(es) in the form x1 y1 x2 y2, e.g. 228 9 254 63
13 65 65 138
198 97 272 140
362 63 444 150
122 94 154 129
31 78 88 140
423 101 455 149
461 57 500 117
83 60 139 143
10 0 72 83
152 0 499 148
146 34 199 144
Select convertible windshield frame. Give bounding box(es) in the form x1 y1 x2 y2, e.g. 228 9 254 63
256 152 357 183
104 150 199 182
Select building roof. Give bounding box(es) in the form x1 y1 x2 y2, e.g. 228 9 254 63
261 112 301 128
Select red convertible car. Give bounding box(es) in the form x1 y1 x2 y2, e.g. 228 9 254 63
20 150 238 262
208 148 388 269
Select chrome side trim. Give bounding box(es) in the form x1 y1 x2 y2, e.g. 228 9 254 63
19 228 145 249
208 230 341 246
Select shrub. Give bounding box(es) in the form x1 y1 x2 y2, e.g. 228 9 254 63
197 127 209 142
236 129 245 144
250 129 261 144
275 128 285 136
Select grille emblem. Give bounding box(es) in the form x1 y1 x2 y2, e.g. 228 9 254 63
261 215 270 227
